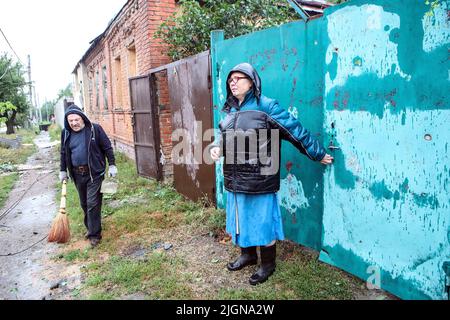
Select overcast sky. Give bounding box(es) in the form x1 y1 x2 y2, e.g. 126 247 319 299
0 0 127 105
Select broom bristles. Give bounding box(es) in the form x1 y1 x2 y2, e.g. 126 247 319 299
48 180 70 244
48 212 70 243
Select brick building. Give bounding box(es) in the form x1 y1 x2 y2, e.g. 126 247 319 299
72 0 178 180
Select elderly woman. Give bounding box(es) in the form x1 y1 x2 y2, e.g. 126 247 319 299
210 63 333 285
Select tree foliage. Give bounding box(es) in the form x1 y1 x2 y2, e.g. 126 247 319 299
155 0 298 61
57 83 73 100
0 53 30 134
0 101 17 124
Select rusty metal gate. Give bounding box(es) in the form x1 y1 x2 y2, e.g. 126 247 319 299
129 75 162 180
166 51 215 203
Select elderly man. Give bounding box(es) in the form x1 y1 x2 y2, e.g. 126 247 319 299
59 105 117 247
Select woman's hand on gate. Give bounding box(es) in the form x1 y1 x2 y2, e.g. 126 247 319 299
320 154 334 165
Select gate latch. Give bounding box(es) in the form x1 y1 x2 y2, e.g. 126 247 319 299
328 140 340 151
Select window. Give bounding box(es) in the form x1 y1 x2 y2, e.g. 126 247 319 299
128 45 137 77
102 66 108 110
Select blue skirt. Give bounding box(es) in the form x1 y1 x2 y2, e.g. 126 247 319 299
226 192 285 248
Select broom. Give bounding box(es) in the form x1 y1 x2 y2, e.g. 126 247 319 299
48 180 70 243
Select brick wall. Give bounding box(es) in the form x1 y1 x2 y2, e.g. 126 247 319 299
82 0 178 181
154 70 173 180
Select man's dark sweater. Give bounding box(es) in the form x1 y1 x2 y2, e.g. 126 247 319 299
69 127 88 166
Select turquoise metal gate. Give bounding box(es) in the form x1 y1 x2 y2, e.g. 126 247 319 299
211 22 326 251
319 0 450 300
210 0 450 299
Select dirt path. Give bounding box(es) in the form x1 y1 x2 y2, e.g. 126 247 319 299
0 131 66 300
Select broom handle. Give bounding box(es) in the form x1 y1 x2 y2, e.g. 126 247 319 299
60 181 67 211
61 180 67 196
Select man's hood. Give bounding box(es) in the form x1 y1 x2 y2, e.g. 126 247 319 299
225 62 262 101
64 105 91 131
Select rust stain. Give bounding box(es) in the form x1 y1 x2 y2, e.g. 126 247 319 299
286 161 293 172
289 60 301 77
384 89 397 99
311 96 323 107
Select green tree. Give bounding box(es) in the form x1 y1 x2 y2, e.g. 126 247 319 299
0 101 17 124
57 83 73 100
0 53 30 134
155 0 298 61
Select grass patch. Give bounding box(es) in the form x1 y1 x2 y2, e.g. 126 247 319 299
0 129 38 165
0 173 18 208
0 146 36 166
55 248 91 262
48 124 61 142
84 253 193 300
0 129 38 209
217 244 354 300
96 152 225 237
0 128 38 144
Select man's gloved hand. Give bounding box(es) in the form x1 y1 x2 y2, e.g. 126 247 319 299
59 171 68 183
108 165 118 178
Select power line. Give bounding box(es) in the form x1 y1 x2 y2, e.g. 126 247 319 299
0 25 23 65
0 172 51 221
0 235 47 257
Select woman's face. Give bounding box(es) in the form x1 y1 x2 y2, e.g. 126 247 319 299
228 72 252 101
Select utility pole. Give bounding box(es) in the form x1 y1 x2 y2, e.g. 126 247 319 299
33 82 38 122
36 92 41 123
27 55 34 122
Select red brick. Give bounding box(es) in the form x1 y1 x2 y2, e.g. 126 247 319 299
79 0 177 179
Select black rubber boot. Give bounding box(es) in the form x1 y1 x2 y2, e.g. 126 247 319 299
249 244 276 285
227 246 257 271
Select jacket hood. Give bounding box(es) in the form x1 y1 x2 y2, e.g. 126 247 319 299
64 105 91 131
226 63 262 101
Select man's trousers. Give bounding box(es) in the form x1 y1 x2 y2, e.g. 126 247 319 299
73 173 103 240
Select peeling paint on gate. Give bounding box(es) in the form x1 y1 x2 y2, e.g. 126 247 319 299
280 173 310 223
211 0 450 300
322 0 450 300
